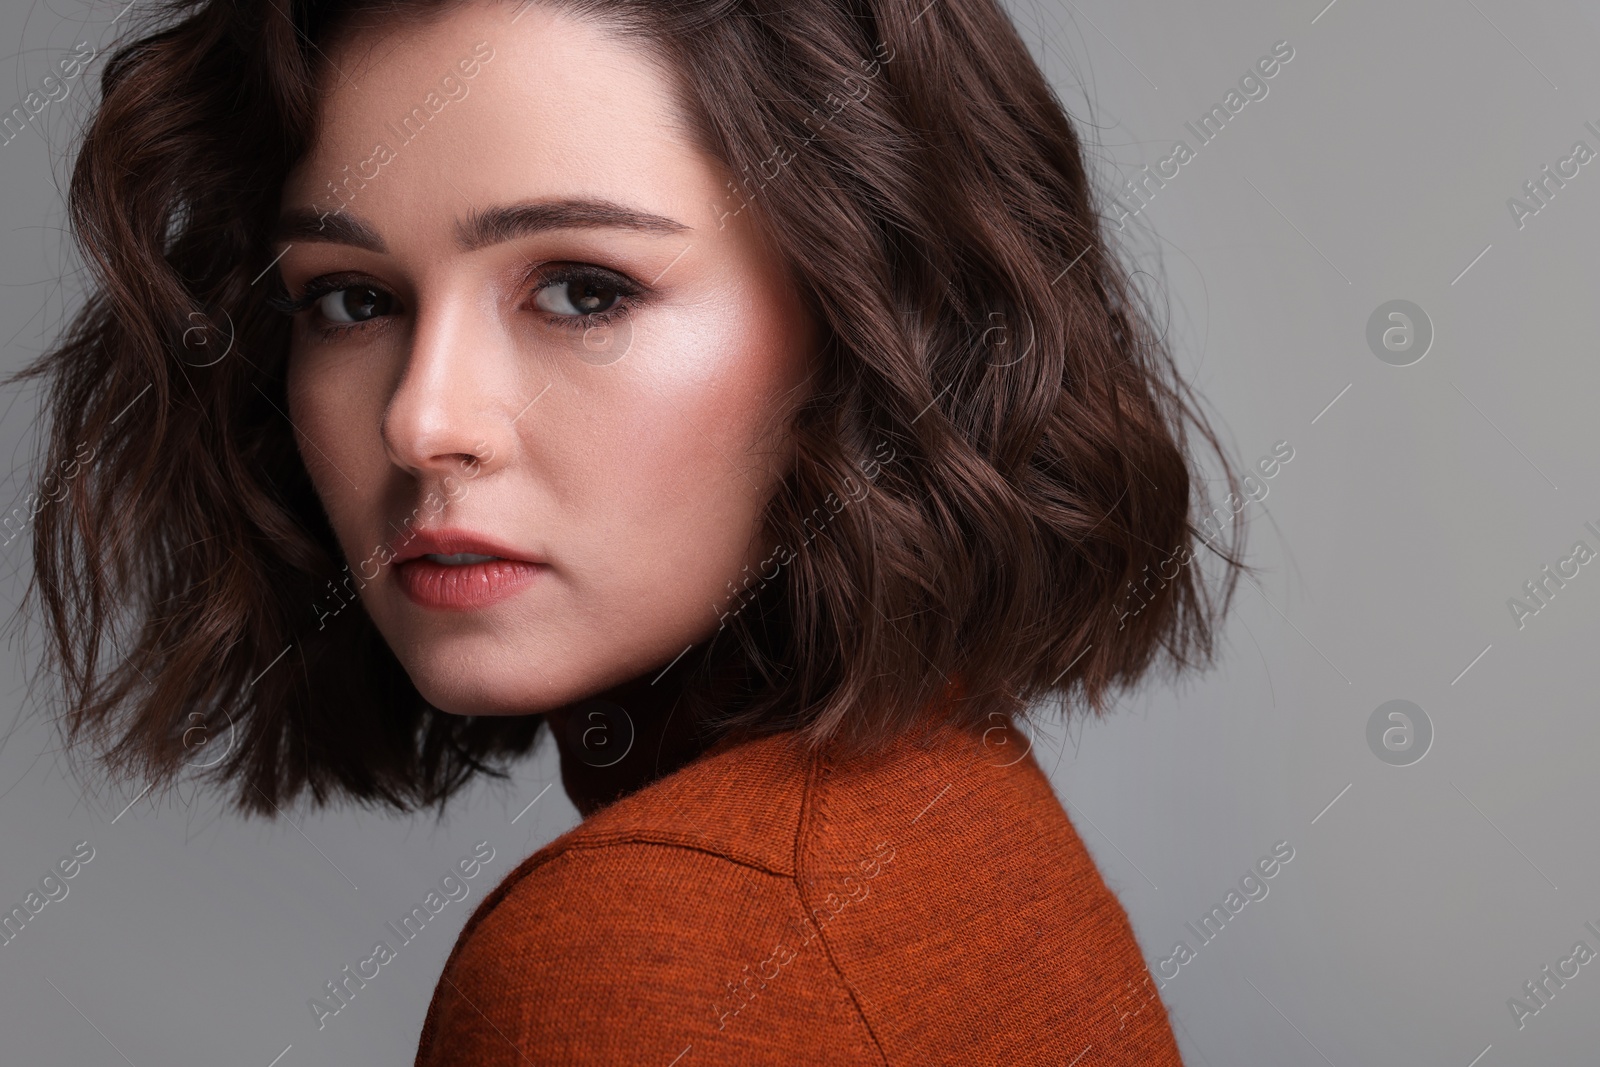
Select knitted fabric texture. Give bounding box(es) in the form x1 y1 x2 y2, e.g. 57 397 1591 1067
413 715 1183 1065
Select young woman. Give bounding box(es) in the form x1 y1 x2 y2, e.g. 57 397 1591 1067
23 0 1246 1061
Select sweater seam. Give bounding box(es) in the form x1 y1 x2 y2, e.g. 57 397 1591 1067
461 837 791 950
797 741 891 1067
555 834 792 876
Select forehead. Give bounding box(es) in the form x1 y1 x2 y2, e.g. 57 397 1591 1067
289 1 710 216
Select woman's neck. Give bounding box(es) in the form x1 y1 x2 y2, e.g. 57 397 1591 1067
542 649 720 817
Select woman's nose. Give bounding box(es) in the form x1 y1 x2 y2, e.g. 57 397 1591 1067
381 296 516 480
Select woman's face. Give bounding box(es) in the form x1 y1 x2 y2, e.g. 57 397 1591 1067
277 0 816 715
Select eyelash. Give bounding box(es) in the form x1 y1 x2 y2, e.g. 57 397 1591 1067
267 263 646 340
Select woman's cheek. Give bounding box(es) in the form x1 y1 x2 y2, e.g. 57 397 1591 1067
288 346 391 468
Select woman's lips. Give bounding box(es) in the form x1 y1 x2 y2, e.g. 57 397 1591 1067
394 556 544 610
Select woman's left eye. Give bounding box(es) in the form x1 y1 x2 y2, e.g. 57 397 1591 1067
532 275 626 318
534 267 640 321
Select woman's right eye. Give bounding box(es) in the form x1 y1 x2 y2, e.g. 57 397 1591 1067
313 286 396 325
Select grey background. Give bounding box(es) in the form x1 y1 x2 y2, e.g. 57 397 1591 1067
2 0 1597 1063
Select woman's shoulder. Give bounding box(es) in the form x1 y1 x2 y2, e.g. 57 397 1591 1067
414 716 1180 1065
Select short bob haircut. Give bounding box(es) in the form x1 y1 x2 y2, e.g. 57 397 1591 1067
19 0 1248 815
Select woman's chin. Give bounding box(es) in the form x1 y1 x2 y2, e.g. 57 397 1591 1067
404 667 560 718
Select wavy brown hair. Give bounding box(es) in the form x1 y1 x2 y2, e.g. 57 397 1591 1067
16 0 1250 814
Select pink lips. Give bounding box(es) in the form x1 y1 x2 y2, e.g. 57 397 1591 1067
390 529 546 611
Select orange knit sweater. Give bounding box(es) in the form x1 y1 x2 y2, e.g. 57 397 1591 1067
414 713 1183 1065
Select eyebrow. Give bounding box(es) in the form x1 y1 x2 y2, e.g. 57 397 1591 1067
271 197 691 253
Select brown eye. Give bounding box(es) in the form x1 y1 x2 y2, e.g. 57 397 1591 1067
533 277 623 317
314 286 394 323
